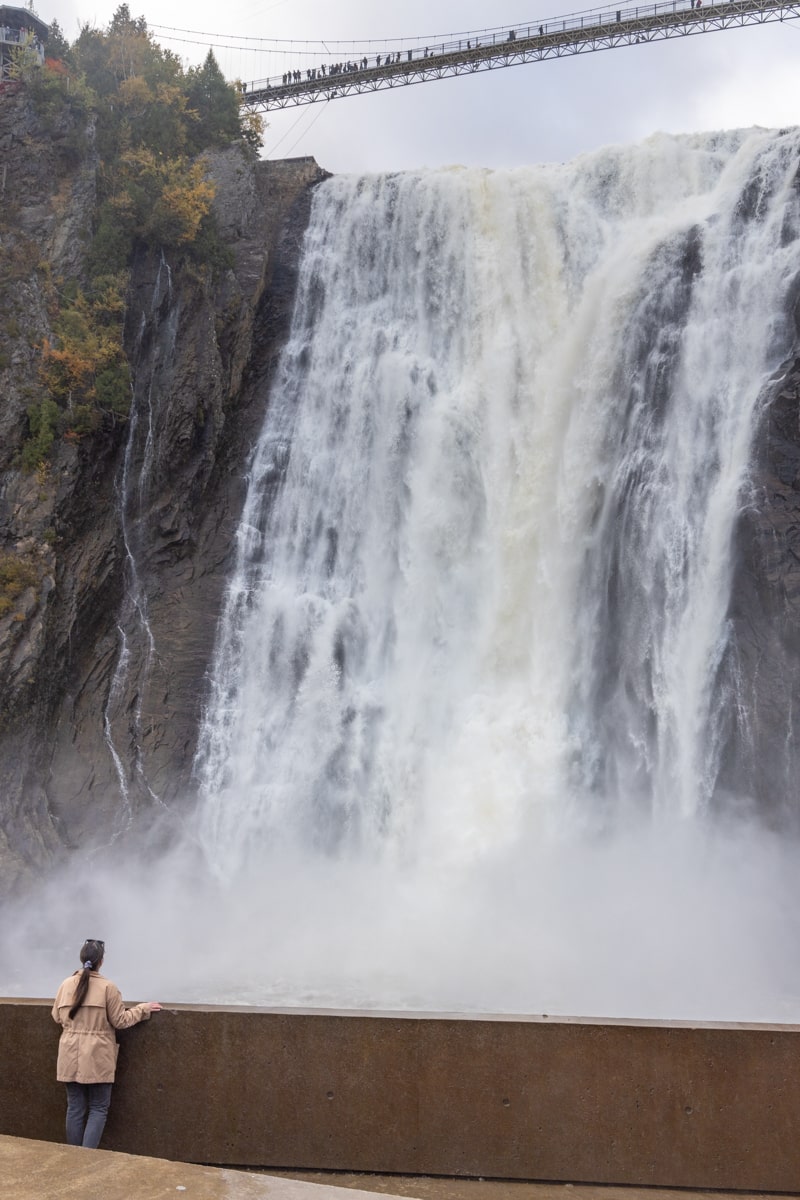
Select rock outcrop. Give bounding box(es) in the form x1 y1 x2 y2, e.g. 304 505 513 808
724 351 800 823
0 86 327 890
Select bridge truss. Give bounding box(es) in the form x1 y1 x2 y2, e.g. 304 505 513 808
240 0 800 113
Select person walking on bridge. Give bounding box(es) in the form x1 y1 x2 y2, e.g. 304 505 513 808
52 938 161 1149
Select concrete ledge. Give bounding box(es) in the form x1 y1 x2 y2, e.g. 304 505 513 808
2 1001 800 1191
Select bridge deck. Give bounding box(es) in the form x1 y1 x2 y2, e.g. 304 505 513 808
241 0 800 112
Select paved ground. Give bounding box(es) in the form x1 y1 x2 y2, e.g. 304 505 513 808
273 1172 796 1200
0 1137 401 1200
1 1137 796 1200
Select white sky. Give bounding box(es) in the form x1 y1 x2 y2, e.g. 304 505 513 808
49 0 800 172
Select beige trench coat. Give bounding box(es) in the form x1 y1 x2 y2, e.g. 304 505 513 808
52 971 151 1084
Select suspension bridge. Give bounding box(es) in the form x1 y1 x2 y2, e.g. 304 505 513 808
237 0 800 112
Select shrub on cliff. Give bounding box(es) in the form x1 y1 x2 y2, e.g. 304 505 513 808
35 274 130 445
101 149 217 252
70 5 262 162
17 275 131 471
74 7 255 266
19 4 260 469
33 4 261 264
21 400 61 473
0 553 40 618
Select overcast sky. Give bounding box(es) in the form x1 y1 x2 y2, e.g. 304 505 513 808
49 0 800 173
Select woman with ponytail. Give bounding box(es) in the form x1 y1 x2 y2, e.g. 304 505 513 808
52 939 161 1148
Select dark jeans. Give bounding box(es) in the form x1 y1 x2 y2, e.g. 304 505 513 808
65 1082 113 1148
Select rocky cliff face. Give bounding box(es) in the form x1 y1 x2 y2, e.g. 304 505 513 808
0 87 327 891
724 348 800 823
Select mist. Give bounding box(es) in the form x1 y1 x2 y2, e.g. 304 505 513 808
4 812 800 1023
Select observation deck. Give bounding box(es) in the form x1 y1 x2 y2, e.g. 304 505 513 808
240 0 800 111
0 5 47 81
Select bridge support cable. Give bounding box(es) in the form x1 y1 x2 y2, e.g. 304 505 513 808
240 0 800 112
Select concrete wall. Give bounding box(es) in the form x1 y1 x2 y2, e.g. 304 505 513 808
3 1000 799 1191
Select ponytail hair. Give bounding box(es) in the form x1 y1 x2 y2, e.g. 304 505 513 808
69 939 104 1020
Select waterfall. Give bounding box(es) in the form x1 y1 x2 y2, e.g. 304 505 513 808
196 128 800 866
103 252 175 818
174 128 800 1015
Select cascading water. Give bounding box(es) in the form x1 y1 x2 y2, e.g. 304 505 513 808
186 129 800 1016
195 129 800 849
103 253 175 818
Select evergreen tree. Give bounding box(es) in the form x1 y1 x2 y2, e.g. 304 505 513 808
44 20 70 61
185 51 241 151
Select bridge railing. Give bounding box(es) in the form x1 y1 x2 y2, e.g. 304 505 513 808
241 0 798 108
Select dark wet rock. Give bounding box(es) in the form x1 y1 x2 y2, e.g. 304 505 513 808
0 85 327 893
722 358 800 823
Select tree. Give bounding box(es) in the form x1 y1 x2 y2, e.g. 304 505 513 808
45 20 70 61
8 33 42 85
73 5 152 97
21 5 258 468
185 51 242 151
